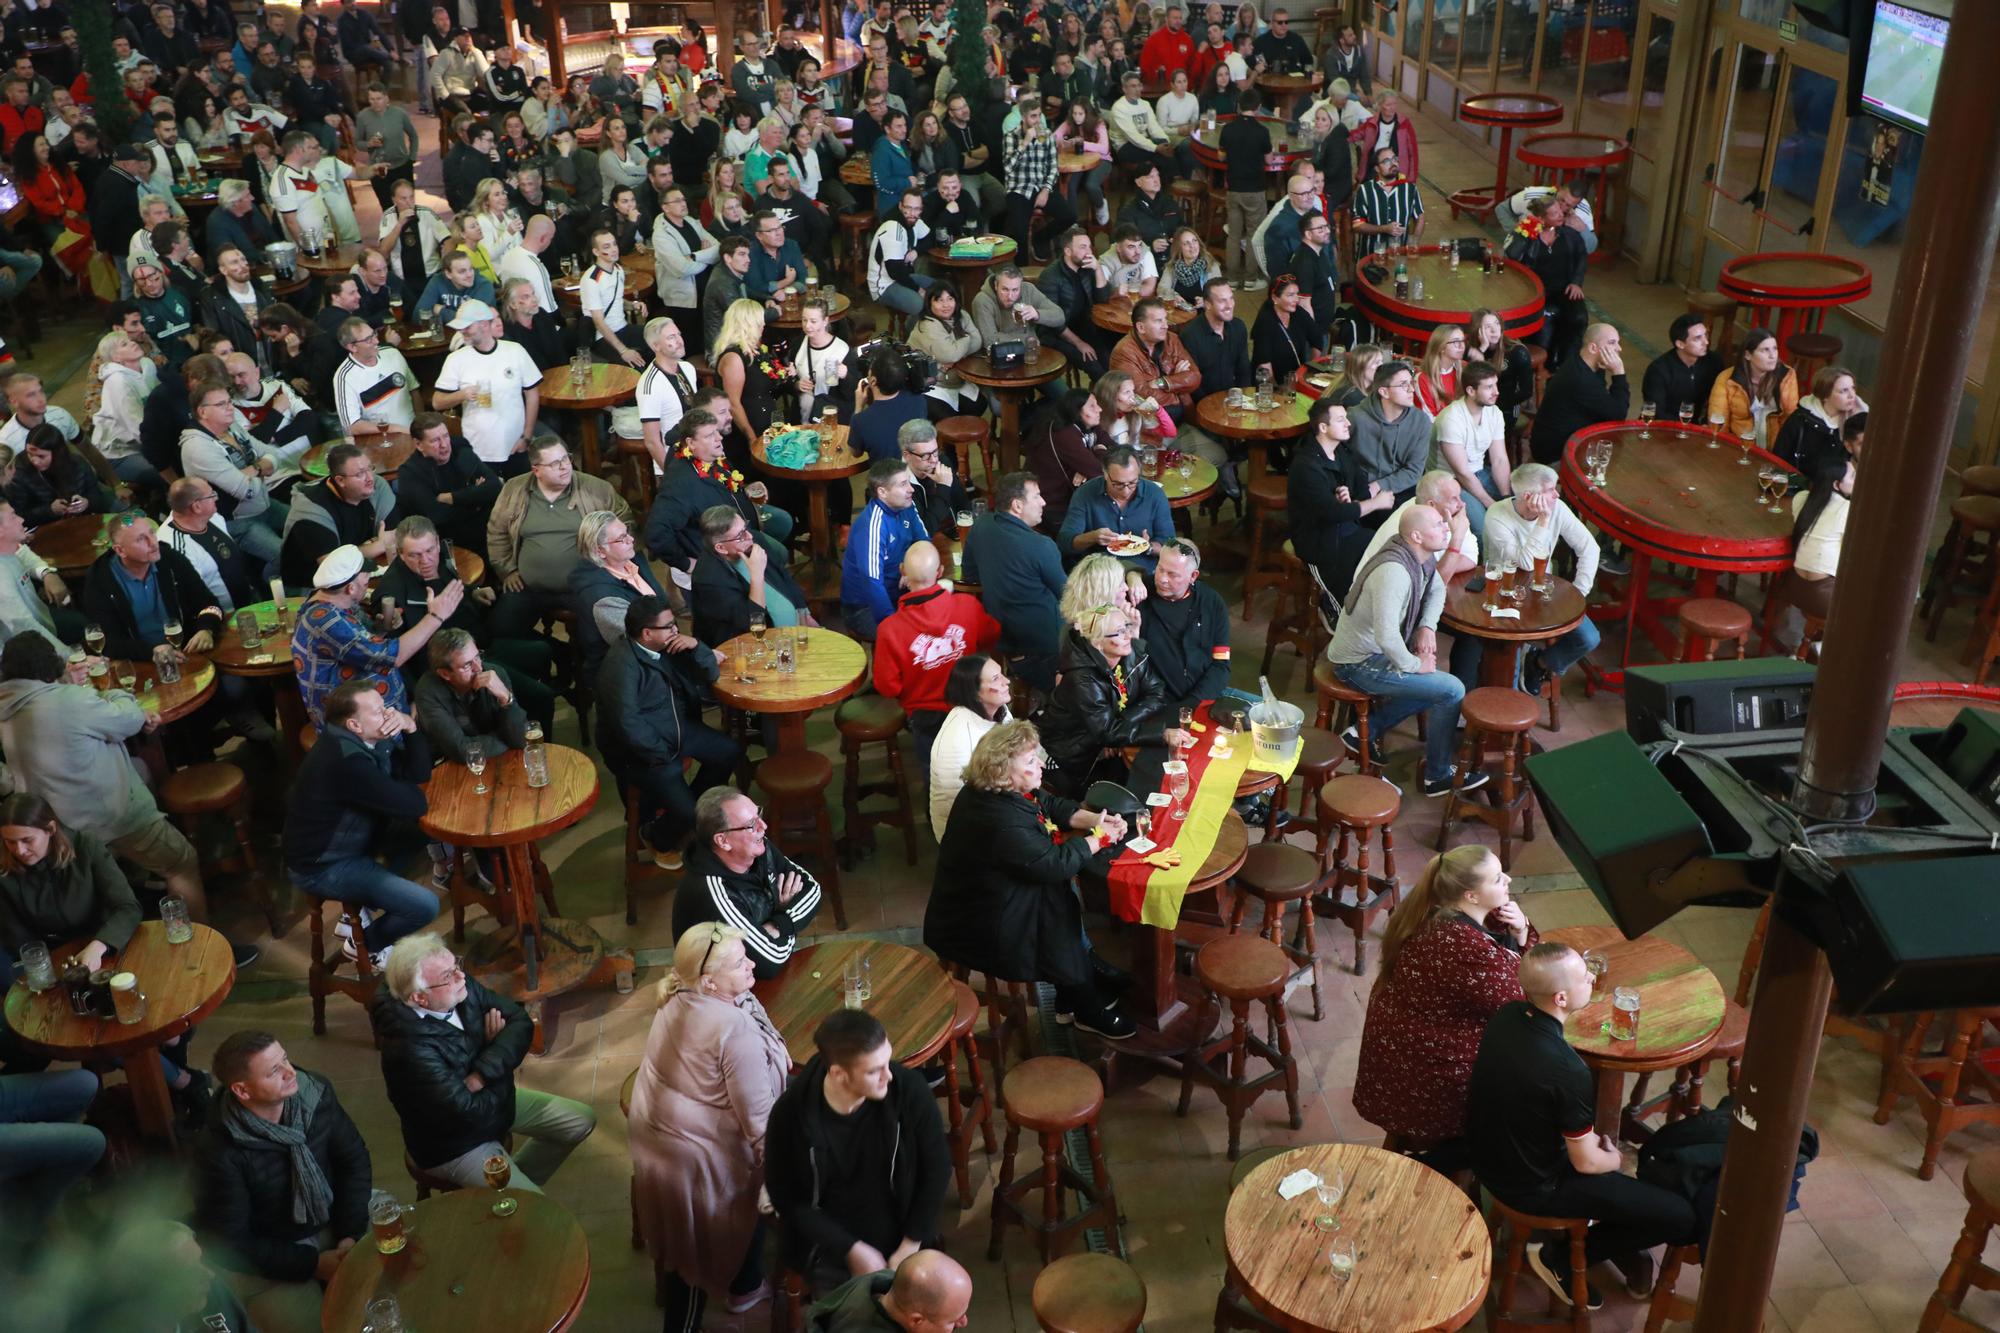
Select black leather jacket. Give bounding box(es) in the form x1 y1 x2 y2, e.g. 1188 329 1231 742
369 975 535 1170
1035 627 1169 787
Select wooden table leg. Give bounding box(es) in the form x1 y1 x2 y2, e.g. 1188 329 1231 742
807 482 834 563
126 1043 179 1143
500 843 544 993
996 391 1024 475
1245 441 1269 488
769 712 809 756
1478 641 1525 689
1593 1066 1625 1139
578 413 603 478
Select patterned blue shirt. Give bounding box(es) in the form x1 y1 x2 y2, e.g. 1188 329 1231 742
291 597 406 727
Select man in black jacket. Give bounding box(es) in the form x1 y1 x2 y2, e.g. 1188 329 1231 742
643 408 765 568
393 412 502 557
1517 193 1589 368
373 931 595 1189
961 472 1067 689
672 786 824 979
89 142 151 297
1180 277 1254 499
691 504 814 648
766 1009 952 1293
412 625 535 761
442 118 500 213
597 594 740 868
282 679 442 963
1528 323 1629 466
1640 314 1722 428
82 514 227 662
1145 538 1233 711
194 1030 372 1333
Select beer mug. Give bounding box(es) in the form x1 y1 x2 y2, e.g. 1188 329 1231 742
110 971 146 1025
18 941 56 993
1609 986 1641 1041
152 643 182 685
233 610 263 651
161 895 194 945
369 1190 416 1254
363 1295 405 1333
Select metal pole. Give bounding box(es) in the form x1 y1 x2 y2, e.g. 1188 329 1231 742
1695 5 2000 1327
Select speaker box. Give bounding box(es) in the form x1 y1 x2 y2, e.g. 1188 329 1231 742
1923 707 2000 814
1625 658 1817 744
1525 732 1715 937
1823 854 2000 1015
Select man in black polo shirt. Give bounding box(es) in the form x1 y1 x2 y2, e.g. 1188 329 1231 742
1467 942 1697 1311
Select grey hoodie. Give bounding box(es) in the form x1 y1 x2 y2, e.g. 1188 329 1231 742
969 273 1065 350
0 677 162 842
281 476 396 546
1347 397 1431 503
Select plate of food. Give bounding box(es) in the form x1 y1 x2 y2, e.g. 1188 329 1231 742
1108 534 1152 558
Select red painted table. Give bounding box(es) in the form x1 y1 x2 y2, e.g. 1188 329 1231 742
1517 131 1631 263
1717 252 1873 345
1560 421 1796 689
1349 245 1545 350
1448 93 1565 221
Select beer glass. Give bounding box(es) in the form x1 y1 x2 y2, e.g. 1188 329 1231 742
485 1153 518 1215
18 941 56 992
270 579 291 624
1483 558 1505 613
1610 986 1641 1041
465 738 488 795
1706 413 1725 449
1582 949 1608 1003
84 623 106 656
161 895 194 944
1638 401 1656 438
369 1191 412 1254
110 972 146 1025
363 1296 405 1333
1328 1236 1358 1281
843 954 872 1008
116 668 137 695
233 610 263 651
1313 1165 1344 1231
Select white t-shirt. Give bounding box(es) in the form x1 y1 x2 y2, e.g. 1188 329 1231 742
579 263 628 335
434 340 544 462
333 347 418 433
0 406 80 449
310 156 361 244
270 161 332 239
1096 248 1158 292
637 359 697 472
1430 399 1506 477
793 335 850 420
497 245 557 314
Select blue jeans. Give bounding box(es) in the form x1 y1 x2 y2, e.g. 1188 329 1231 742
1540 613 1601 679
876 274 934 317
235 504 288 583
757 506 795 548
0 1069 105 1225
0 248 43 299
1462 465 1499 537
1335 652 1466 784
291 856 440 951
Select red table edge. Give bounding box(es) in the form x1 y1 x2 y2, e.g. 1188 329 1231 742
1350 254 1546 345
1559 422 1798 566
1717 251 1873 306
1516 133 1631 173
1458 93 1567 127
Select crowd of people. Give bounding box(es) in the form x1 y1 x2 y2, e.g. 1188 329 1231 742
0 0 1882 1327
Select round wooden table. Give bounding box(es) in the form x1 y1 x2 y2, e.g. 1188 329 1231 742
954 347 1068 475
756 939 956 1069
1548 926 1726 1143
1192 390 1311 488
1091 292 1199 337
1717 251 1873 345
711 626 867 757
1440 572 1587 689
172 183 221 215
302 431 416 479
320 1188 590 1333
1449 92 1565 221
538 362 641 478
1517 131 1631 262
392 323 454 367
926 235 1018 307
751 422 867 571
212 597 309 755
1255 72 1320 123
298 241 368 277
554 253 656 311
1560 421 1795 686
766 288 853 330
839 156 872 189
1224 1144 1489 1332
103 652 218 727
1190 115 1310 181
1058 150 1099 178
1350 245 1545 349
421 745 619 1022
4 921 235 1145
1157 454 1220 512
27 512 117 575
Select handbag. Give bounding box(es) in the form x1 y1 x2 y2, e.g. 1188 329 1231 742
989 339 1025 372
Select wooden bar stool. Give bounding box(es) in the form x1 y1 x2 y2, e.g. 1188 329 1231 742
1526 343 1550 410
1677 597 1753 662
1311 658 1376 776
1784 330 1843 385
1437 686 1540 871
1874 1008 2000 1181
1259 542 1325 676
1266 726 1346 845
1169 177 1208 242
1922 495 2000 644
1686 290 1739 359
1487 1195 1592 1333
1313 774 1402 975
1033 1252 1148 1333
1226 842 1325 1021
836 694 919 867
756 752 848 929
943 961 1036 1080
938 980 998 1207
1962 466 2000 499
1177 934 1304 1159
937 415 996 505
1644 1244 1701 1332
839 210 875 283
614 428 657 511
988 1056 1123 1262
305 895 381 1035
159 760 278 933
1242 475 1290 618
1918 1149 2000 1331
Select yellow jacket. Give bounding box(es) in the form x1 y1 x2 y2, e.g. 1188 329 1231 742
1706 365 1799 443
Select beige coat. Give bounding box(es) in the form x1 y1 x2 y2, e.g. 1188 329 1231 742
629 988 792 1295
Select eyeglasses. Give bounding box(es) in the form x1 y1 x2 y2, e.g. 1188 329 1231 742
903 446 939 460
531 456 570 469
697 922 725 975
421 963 465 988
719 807 765 833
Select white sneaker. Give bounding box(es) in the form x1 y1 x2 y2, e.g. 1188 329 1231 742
340 935 390 971
333 908 379 940
1242 277 1267 291
1094 198 1109 226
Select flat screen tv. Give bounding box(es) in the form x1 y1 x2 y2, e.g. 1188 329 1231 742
1859 1 1950 135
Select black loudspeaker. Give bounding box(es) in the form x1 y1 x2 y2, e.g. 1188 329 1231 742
1525 732 1717 937
1822 854 2000 1015
1924 707 2000 814
1625 658 1818 744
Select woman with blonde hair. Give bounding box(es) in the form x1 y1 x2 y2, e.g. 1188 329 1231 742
1059 551 1147 640
566 509 672 678
1466 308 1535 424
1328 341 1386 411
450 211 500 285
629 921 791 1330
1036 602 1190 798
1352 846 1536 1157
89 331 160 493
1415 323 1467 416
1164 226 1211 306
1705 327 1798 446
714 298 777 467
471 177 523 268
926 720 1138 1038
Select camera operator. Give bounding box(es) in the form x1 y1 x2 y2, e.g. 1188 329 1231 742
851 343 934 463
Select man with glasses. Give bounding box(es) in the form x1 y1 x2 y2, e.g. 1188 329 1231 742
746 209 812 309
673 786 824 980
898 419 967 536
1257 173 1320 286
691 502 815 647
1251 7 1317 77
161 477 259 615
1287 210 1341 342
413 625 531 763
281 439 396 590
331 316 419 444
1350 144 1425 262
1349 359 1431 521
485 437 630 616
375 930 595 1192
596 594 740 869
1057 446 1176 574
1144 538 1233 713
179 381 292 581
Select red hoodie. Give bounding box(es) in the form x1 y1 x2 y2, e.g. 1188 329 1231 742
872 584 1001 716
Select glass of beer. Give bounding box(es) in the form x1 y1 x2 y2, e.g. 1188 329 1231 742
748 610 768 661
1706 413 1725 449
110 972 146 1025
465 738 489 795
18 941 56 993
161 894 194 944
116 667 137 694
485 1153 518 1215
363 1295 405 1333
1737 426 1756 465
1609 986 1641 1041
87 658 109 690
233 609 263 651
1638 401 1656 438
369 1191 411 1254
1582 949 1608 1003
1677 402 1695 432
84 622 106 656
1530 554 1550 597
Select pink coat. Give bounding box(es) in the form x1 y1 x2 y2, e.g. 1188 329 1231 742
629 988 793 1295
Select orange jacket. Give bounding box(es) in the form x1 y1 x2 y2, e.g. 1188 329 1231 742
1110 329 1202 411
1706 365 1799 443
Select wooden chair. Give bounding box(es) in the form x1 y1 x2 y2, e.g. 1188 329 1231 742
1264 726 1346 847
305 895 383 1037
1437 687 1540 870
1922 495 2000 646
1258 542 1326 678
1227 842 1326 1022
937 980 999 1208
936 415 995 506
1242 475 1290 618
159 761 279 935
1312 775 1402 975
1311 658 1377 776
622 784 671 925
1875 1007 2000 1181
1785 330 1843 385
1487 1195 1592 1333
1033 1252 1147 1333
1918 1148 2000 1331
1677 597 1753 662
1644 1243 1702 1333
757 752 848 929
989 1057 1123 1262
944 961 1036 1083
836 694 919 868
1177 935 1304 1160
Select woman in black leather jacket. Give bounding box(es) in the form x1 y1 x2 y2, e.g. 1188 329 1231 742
1469 308 1536 426
1035 604 1192 797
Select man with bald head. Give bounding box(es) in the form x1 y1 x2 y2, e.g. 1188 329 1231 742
1467 942 1697 1310
496 214 559 314
1324 503 1485 797
810 1248 973 1332
872 539 1001 773
1529 322 1629 466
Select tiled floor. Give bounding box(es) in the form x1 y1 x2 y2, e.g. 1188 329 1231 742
25 80 2000 1333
